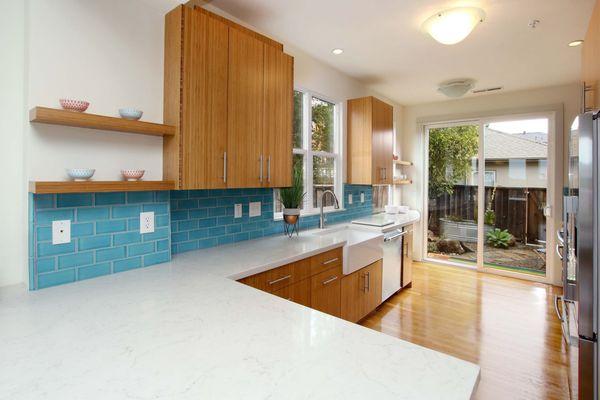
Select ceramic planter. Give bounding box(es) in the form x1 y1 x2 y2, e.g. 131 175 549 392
283 208 300 225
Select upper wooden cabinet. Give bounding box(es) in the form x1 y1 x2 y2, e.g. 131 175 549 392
582 0 600 110
164 5 293 189
347 96 394 185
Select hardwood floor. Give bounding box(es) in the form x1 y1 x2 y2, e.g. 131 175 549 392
361 262 577 400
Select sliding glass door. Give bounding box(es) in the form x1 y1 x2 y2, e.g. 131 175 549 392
424 114 556 282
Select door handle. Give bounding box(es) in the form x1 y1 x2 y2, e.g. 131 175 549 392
554 295 565 322
322 275 338 285
556 229 564 245
267 156 271 183
222 152 227 183
259 155 263 183
268 274 291 286
322 257 339 265
556 244 564 260
366 271 370 292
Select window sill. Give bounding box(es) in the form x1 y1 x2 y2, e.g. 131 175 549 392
273 207 347 221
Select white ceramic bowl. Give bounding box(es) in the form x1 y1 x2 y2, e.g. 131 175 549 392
67 168 95 181
121 169 145 181
118 108 143 120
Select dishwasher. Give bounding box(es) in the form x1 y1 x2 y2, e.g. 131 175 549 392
381 225 413 302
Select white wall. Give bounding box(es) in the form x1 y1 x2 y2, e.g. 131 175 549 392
399 83 580 285
0 1 27 287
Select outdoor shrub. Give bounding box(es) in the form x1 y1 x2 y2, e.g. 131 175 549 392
484 210 496 226
486 228 513 249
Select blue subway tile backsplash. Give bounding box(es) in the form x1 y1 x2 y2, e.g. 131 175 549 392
29 184 372 289
30 191 171 290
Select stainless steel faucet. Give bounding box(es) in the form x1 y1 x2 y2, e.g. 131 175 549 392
319 190 340 229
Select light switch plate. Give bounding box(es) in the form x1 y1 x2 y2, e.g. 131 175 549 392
140 212 155 234
360 192 365 203
234 204 243 218
249 202 261 217
348 194 353 205
52 220 71 245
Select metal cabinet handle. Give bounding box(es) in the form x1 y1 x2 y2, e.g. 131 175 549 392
366 271 370 292
268 274 291 285
362 273 368 293
556 244 564 260
259 155 263 182
322 275 338 285
267 156 271 183
322 257 339 266
222 152 227 183
554 295 565 322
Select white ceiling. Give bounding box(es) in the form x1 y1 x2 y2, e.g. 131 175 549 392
198 0 595 105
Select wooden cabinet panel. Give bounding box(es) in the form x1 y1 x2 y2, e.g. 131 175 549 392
341 260 382 323
347 97 373 185
310 265 342 317
402 229 413 288
273 278 311 307
372 98 394 185
227 28 264 188
347 96 393 185
583 0 600 109
181 9 229 189
263 46 293 187
310 247 343 276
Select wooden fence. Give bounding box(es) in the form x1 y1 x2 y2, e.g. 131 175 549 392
428 185 547 243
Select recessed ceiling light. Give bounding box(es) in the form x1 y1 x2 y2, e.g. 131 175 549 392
422 7 486 45
569 40 584 47
331 48 344 55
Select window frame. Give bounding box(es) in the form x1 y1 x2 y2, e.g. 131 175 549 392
274 88 344 218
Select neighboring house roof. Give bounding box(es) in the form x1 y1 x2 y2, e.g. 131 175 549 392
483 129 548 160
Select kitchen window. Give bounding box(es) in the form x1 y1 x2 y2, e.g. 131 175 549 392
274 89 343 216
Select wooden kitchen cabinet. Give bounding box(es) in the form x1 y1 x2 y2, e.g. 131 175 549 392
347 96 394 185
273 278 311 307
341 260 382 323
402 228 413 288
310 265 343 317
164 5 293 189
582 0 600 110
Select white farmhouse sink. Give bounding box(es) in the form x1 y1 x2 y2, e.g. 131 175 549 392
311 226 383 275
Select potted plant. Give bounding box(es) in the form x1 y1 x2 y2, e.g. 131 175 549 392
279 168 305 226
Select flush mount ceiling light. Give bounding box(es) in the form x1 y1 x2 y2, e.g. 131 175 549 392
422 7 486 45
568 40 584 47
438 79 475 98
332 48 344 55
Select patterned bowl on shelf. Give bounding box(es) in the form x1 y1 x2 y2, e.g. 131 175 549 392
59 99 90 112
118 108 143 120
121 169 145 181
66 168 95 181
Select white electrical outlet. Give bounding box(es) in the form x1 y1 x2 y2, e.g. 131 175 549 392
140 212 155 234
249 202 261 217
234 204 243 218
360 192 365 203
348 194 353 205
52 220 71 245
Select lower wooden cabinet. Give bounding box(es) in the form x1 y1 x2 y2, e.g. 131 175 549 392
341 260 382 323
272 278 311 307
310 266 342 317
238 248 383 321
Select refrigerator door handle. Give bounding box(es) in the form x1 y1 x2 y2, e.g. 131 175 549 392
555 243 564 260
554 295 565 322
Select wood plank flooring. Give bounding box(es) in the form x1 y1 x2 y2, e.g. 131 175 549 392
361 262 577 400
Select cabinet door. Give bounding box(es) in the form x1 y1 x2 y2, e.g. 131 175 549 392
371 98 394 185
227 28 264 188
263 46 293 187
181 10 228 189
364 259 383 313
341 268 368 322
311 266 342 317
347 97 373 185
402 229 413 287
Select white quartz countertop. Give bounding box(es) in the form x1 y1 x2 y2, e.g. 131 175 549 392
1 223 479 400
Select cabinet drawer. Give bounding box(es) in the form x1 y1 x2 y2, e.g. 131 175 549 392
239 262 294 292
310 247 343 275
272 278 311 307
310 265 342 317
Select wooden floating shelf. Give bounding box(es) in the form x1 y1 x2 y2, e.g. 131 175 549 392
393 179 412 185
394 160 413 166
29 107 176 137
29 180 176 194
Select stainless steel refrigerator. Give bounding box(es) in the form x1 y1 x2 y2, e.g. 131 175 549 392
559 111 599 399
